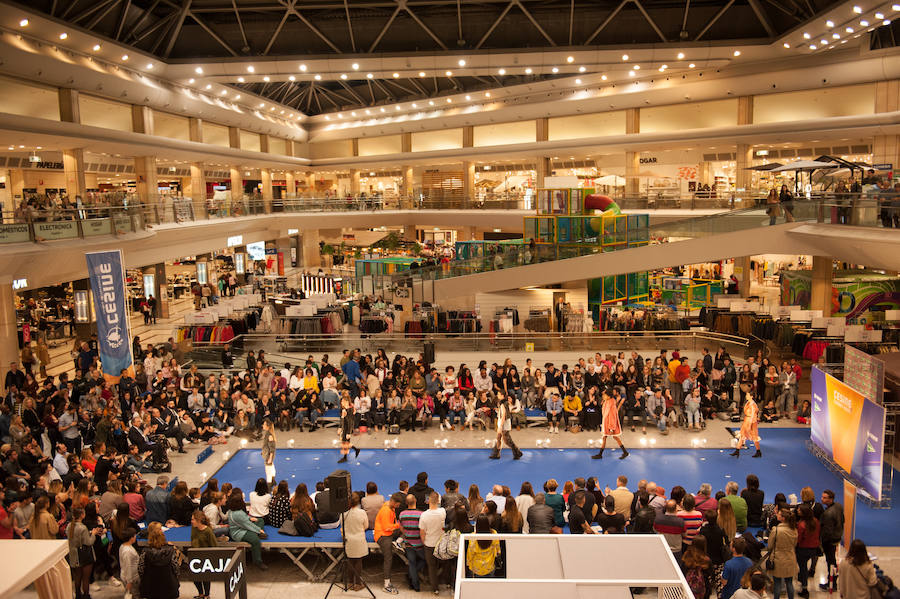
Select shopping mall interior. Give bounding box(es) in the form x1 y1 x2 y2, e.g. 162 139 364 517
1 0 900 596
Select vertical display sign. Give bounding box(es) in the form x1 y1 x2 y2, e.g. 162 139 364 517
235 253 245 275
85 251 135 383
810 366 886 499
277 251 285 276
843 480 857 551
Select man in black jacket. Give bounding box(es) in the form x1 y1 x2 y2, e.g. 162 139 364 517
630 491 656 533
409 471 434 511
819 489 844 592
526 493 555 534
3 362 25 393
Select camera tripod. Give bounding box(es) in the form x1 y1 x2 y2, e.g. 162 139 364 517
323 511 375 599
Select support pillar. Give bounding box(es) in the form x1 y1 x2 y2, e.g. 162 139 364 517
131 105 154 135
306 172 316 198
188 163 206 217
62 149 87 200
261 168 273 212
402 224 417 242
285 172 296 199
0 283 19 388
536 118 549 142
463 161 475 204
143 263 170 319
462 126 474 148
301 230 321 268
9 169 24 210
624 108 640 197
350 170 361 195
58 89 81 124
401 166 414 206
735 256 752 298
535 156 551 188
735 144 753 194
230 167 243 210
460 226 477 241
810 256 834 317
134 157 158 206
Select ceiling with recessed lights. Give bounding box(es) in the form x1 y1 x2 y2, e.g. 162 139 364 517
8 0 853 115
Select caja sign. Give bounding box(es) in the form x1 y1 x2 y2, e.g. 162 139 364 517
183 547 248 599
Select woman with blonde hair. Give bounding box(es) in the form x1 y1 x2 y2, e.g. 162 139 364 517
717 497 737 542
139 522 182 599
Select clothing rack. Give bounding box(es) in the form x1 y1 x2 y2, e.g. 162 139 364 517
359 310 394 335
405 305 442 337
524 307 552 333
445 310 481 334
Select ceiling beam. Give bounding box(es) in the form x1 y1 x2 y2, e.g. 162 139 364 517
115 0 132 40
476 1 514 48
515 0 557 46
337 80 366 104
584 0 627 44
188 10 240 56
632 0 667 42
263 8 291 54
123 0 162 43
86 0 124 30
404 5 449 50
747 0 777 36
163 0 193 58
368 6 400 52
344 0 358 52
694 0 735 41
231 0 250 51
291 7 343 53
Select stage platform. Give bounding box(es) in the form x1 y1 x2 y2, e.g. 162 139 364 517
201 427 896 548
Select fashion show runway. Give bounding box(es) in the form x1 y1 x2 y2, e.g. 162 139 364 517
208 428 897 546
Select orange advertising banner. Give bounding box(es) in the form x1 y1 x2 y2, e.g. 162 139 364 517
843 480 857 550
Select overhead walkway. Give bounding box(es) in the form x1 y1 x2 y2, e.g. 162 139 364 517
384 200 900 299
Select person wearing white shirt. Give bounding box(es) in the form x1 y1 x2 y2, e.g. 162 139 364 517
354 394 372 429
52 444 69 477
485 485 506 513
419 492 447 594
248 478 272 520
321 372 339 407
516 484 536 534
289 366 304 392
473 368 492 395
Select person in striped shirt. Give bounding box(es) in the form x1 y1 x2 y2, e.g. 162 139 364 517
676 494 704 551
399 494 427 592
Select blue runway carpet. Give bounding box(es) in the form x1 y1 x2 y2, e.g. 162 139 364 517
208 428 897 546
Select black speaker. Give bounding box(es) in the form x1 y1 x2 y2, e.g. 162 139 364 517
423 342 435 365
323 469 352 513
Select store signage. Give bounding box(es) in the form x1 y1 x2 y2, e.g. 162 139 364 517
287 228 298 235
183 548 247 599
639 157 658 164
34 221 77 240
33 161 64 170
0 224 30 243
873 163 893 170
12 278 27 290
85 250 134 383
82 219 112 237
227 235 243 247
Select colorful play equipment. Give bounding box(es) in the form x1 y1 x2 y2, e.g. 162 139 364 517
650 275 725 309
454 239 524 261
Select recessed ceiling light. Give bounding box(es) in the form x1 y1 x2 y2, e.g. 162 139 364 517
465 95 471 100
832 32 840 38
59 32 68 40
677 52 685 59
578 66 586 72
458 59 466 66
395 105 401 110
18 19 28 27
263 75 270 81
733 50 741 56
392 72 399 78
875 12 884 19
809 44 817 49
92 44 101 51
633 65 640 70
247 65 255 72
351 111 356 116
783 42 791 48
853 5 862 13
340 73 348 79
338 113 343 118
188 78 195 83
894 4 900 11
412 103 417 108
551 67 559 73
314 74 322 80
446 98 452 103
234 94 240 99
846 26 854 32
622 54 629 60
884 19 891 24
259 103 264 107
428 100 434 106
238 76 245 83
803 32 812 39
269 107 274 111
220 90 227 95
419 71 426 77
299 64 307 71
628 70 635 76
352 63 359 70
575 78 582 84
121 54 129 60
860 19 869 25
567 56 575 63
288 75 296 81
820 39 828 44
366 73 373 78
365 109 371 114
380 107 386 112
601 74 607 80
485 92 491 97
498 68 506 75
689 63 696 68
446 70 453 76
826 19 835 27
525 67 533 74
325 115 331 120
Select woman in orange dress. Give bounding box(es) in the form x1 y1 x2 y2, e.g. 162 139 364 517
592 389 629 460
731 393 762 458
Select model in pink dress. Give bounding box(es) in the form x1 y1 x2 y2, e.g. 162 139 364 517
592 389 629 460
731 393 762 458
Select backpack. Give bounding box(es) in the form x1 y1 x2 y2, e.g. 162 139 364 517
293 512 319 537
686 567 706 598
433 528 461 560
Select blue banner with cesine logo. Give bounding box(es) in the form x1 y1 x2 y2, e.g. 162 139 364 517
86 250 134 383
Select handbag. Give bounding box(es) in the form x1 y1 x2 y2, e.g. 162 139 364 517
434 528 461 560
568 425 582 434
77 544 95 565
765 527 777 571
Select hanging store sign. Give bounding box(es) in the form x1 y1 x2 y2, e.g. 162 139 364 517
0 224 30 243
12 278 27 290
227 235 243 247
85 250 134 383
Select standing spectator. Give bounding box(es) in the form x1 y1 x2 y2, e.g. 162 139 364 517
119 528 139 599
399 494 427 592
654 500 686 560
819 489 844 592
191 510 217 599
769 507 799 599
67 506 101 599
375 493 404 594
838 539 879 599
741 474 765 528
796 504 821 598
676 494 704 548
341 493 369 592
145 475 171 524
721 537 753 599
420 491 447 594
139 522 182 599
724 481 748 531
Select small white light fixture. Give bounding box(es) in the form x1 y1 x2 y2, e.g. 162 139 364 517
289 75 296 81
809 43 818 49
458 59 466 66
783 42 791 48
59 32 68 40
551 66 559 73
894 4 900 11
418 71 426 77
622 53 629 60
446 70 453 76
205 84 212 89
826 19 835 27
194 66 203 74
689 63 696 68
366 73 373 78
234 94 240 99
803 32 812 38
578 66 586 72
820 39 828 44
299 64 307 71
395 105 401 110
465 94 471 100
188 78 195 83
340 73 348 79
575 78 581 84
733 50 741 56
498 68 506 75
860 19 869 25
220 89 226 95
629 70 636 76
677 52 685 59
237 76 245 82
525 67 533 74
876 12 884 19
247 65 255 72
259 102 265 107
314 74 322 80
18 18 28 27
485 92 491 97
428 100 434 106
601 74 607 80
833 32 840 38
633 64 640 69
263 75 270 81
446 98 452 103
351 111 357 116
392 72 399 78
884 19 892 25
121 54 129 60
846 26 854 32
853 5 862 12
93 43 102 51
